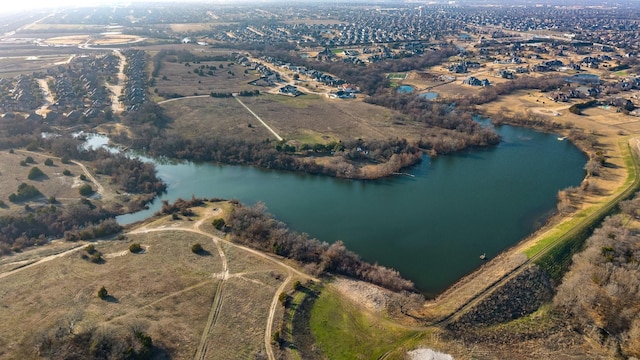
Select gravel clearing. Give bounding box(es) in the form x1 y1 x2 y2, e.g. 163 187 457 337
407 348 454 360
331 277 390 312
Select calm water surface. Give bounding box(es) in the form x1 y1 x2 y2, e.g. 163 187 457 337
117 125 586 296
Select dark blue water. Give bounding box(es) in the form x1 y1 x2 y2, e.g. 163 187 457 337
117 124 586 295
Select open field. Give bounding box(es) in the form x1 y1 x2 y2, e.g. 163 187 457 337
160 92 445 146
22 24 107 32
161 97 272 140
0 200 313 359
155 59 259 97
0 149 86 211
0 231 218 358
309 286 419 360
236 94 414 142
0 55 75 76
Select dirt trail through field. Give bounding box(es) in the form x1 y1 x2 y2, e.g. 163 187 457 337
14 149 108 200
233 94 284 141
0 244 85 280
129 214 316 360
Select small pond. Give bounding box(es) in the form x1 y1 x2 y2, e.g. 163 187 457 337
397 85 415 94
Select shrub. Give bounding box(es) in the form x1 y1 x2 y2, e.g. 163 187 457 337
79 174 87 181
62 169 71 176
19 160 27 166
97 286 108 299
212 218 226 230
44 158 54 166
61 156 70 164
8 149 14 154
85 244 96 254
0 200 5 208
9 183 41 202
79 184 94 197
25 156 35 164
90 252 102 263
48 196 56 204
27 167 44 180
191 243 203 254
129 243 142 253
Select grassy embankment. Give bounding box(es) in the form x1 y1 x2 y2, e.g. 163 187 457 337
530 140 640 280
307 286 421 360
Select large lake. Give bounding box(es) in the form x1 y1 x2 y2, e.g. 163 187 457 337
116 124 586 296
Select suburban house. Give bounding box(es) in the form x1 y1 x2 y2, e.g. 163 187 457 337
463 76 491 87
279 85 301 96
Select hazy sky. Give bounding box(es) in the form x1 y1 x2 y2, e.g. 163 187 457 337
3 0 112 13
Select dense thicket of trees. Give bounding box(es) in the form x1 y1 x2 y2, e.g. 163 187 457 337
226 202 415 292
32 325 158 360
0 201 120 255
554 215 640 358
89 150 166 194
38 135 167 195
366 94 500 154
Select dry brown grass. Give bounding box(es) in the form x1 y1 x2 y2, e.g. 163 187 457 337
156 60 259 96
239 93 414 142
0 201 306 358
0 55 73 76
0 150 85 210
0 231 218 358
205 273 285 359
162 97 272 140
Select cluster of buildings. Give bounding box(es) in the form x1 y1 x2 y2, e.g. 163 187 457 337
0 76 42 113
122 50 147 112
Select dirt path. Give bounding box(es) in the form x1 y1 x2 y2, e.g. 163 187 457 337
0 244 85 280
69 159 106 199
265 273 292 360
14 149 108 200
233 94 284 141
157 94 211 105
129 214 317 359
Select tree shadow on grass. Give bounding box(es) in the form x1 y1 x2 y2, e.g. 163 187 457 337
103 295 120 303
194 249 212 256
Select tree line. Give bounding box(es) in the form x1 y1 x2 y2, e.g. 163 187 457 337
0 201 120 255
225 202 416 292
114 105 422 179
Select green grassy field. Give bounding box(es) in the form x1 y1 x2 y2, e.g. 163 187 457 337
309 287 418 359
